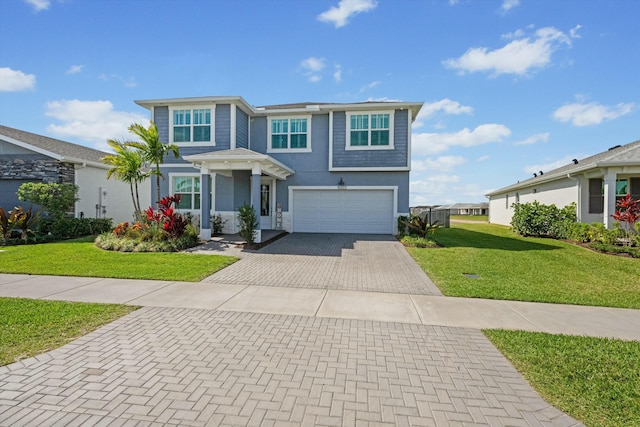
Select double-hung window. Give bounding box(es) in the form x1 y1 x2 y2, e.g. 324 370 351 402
347 111 393 149
267 116 311 152
173 176 201 210
170 107 213 145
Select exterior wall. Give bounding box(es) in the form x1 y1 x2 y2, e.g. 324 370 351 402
215 104 231 149
236 108 249 149
75 165 151 225
0 139 35 155
331 110 409 169
489 177 578 226
153 106 169 142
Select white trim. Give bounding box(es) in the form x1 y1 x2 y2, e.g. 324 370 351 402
266 115 312 153
230 104 237 150
328 110 334 170
168 105 216 147
345 111 395 150
159 163 200 169
288 186 398 233
168 172 214 213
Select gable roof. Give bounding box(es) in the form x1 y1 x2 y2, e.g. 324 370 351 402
486 139 640 196
0 125 108 166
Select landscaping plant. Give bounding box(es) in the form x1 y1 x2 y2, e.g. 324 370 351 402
16 182 79 219
401 214 440 238
511 201 576 239
238 203 258 244
611 194 640 246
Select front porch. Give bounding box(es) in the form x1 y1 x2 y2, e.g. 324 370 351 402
183 148 295 242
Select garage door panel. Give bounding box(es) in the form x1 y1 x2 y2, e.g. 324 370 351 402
292 189 393 234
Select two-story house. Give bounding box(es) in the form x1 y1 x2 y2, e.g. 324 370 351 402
135 96 423 242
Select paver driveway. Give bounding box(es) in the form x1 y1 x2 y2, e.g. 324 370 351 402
203 233 443 295
0 308 580 426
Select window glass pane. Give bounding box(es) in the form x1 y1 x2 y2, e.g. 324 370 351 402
272 119 288 134
193 109 211 125
193 126 210 142
616 179 628 195
272 135 288 149
350 115 368 130
371 114 389 130
194 177 200 192
194 194 200 210
350 131 369 146
176 194 192 210
290 118 306 133
174 127 190 142
174 177 192 192
290 134 307 148
371 130 389 145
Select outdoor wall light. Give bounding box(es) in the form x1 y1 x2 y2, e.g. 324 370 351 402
338 177 346 189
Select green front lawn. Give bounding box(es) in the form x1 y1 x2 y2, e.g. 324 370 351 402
407 222 640 308
0 297 137 366
485 330 640 427
450 214 488 222
0 238 237 282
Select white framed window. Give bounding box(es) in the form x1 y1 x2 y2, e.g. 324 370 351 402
169 106 215 146
346 111 394 150
170 174 213 211
267 116 311 152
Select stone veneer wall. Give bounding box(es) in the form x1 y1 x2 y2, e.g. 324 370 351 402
0 158 75 185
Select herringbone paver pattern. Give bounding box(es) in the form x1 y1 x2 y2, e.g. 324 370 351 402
0 307 581 426
204 234 442 295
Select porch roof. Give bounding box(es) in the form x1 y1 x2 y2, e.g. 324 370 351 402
183 148 295 180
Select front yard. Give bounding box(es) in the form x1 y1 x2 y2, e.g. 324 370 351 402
0 237 237 282
407 222 640 309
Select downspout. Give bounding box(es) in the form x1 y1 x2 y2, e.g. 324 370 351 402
567 173 581 222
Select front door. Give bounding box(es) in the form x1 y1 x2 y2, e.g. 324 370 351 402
260 178 274 229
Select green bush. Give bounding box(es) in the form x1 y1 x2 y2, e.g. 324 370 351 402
511 202 576 238
17 182 79 219
94 225 199 252
400 235 438 248
238 204 258 244
39 218 113 239
397 215 408 236
589 241 640 258
566 222 591 243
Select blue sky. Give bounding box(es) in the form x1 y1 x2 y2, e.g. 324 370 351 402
1 0 639 206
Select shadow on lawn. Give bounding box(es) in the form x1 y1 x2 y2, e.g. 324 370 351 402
434 228 561 251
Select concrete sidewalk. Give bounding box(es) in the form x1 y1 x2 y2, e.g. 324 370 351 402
1 273 639 340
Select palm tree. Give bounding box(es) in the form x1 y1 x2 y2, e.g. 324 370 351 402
102 138 149 216
126 122 179 204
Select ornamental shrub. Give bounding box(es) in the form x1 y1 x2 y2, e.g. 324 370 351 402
17 182 79 219
511 201 576 238
238 204 258 244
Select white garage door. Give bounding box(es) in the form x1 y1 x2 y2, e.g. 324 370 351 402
292 189 394 234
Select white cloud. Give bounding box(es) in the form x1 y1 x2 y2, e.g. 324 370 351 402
360 80 380 92
298 57 325 82
66 65 84 75
412 156 467 172
334 64 342 83
365 97 403 102
569 25 582 39
317 0 377 28
499 0 520 13
98 73 137 88
443 26 576 76
0 67 36 91
412 124 511 156
524 156 576 175
44 99 149 150
413 98 473 128
513 132 550 145
553 101 635 126
24 0 50 12
477 155 490 162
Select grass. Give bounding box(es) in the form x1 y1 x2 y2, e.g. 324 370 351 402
0 297 137 366
406 222 640 308
450 214 488 222
0 237 238 282
485 330 640 427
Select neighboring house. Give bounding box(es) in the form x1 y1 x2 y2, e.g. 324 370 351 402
134 96 423 241
434 203 488 216
486 140 640 228
0 125 150 225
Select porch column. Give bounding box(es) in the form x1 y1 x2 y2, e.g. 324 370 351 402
200 166 212 240
251 163 262 243
603 170 616 229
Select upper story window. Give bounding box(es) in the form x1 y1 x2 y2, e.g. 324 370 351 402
346 111 394 150
267 116 311 152
170 106 214 146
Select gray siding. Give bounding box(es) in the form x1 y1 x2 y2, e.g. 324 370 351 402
214 175 235 211
215 104 231 150
233 171 251 209
332 110 409 168
0 140 38 155
154 106 169 143
236 109 249 149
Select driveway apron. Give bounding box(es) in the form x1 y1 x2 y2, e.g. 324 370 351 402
202 233 443 296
